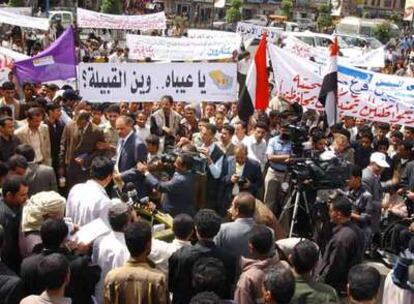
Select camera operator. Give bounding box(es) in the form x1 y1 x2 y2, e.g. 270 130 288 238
264 122 292 216
346 165 374 250
362 152 390 256
221 144 263 215
137 153 195 217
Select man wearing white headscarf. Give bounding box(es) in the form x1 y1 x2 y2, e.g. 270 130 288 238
19 191 65 258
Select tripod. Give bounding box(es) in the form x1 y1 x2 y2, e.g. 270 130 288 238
279 181 312 238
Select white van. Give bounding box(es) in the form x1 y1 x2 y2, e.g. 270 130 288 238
49 11 74 29
336 16 400 38
288 31 361 58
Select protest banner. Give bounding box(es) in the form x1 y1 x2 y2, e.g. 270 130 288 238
269 44 414 127
236 22 283 42
79 62 237 102
126 34 240 61
13 27 76 84
77 8 166 30
0 9 49 30
187 29 239 39
404 0 414 21
283 35 385 69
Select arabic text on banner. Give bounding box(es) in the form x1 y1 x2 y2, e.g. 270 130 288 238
77 8 166 30
0 9 49 30
236 22 283 42
126 34 240 61
79 62 237 102
283 35 385 69
187 29 239 39
269 44 414 127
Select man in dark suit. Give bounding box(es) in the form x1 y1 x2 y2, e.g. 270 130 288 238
45 103 65 175
137 153 195 216
169 209 236 304
15 144 57 196
0 225 23 304
0 176 28 274
220 144 263 215
113 115 147 198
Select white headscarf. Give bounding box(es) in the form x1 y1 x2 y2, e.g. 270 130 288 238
21 191 66 233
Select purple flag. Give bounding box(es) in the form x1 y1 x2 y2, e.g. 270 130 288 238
13 27 76 84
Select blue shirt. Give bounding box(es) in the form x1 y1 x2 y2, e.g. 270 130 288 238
266 135 292 171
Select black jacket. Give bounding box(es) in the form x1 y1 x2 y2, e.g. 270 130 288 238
0 262 23 304
20 246 101 304
316 220 365 294
168 240 237 304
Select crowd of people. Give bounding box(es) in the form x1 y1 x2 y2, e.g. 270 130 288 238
0 17 413 304
0 74 412 304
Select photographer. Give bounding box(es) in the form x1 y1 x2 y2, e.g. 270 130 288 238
137 153 195 217
221 144 263 214
264 122 292 216
347 165 374 250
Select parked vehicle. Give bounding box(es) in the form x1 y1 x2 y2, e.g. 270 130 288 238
336 16 400 38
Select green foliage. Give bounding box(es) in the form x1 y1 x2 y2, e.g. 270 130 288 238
281 0 293 19
225 0 242 24
229 0 242 9
390 12 403 25
8 0 24 7
374 22 392 43
317 4 332 31
100 0 122 14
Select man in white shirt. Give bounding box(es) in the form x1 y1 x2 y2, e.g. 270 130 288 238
108 47 124 63
135 111 150 141
244 122 268 171
150 213 194 274
66 156 114 226
92 201 133 304
232 121 250 146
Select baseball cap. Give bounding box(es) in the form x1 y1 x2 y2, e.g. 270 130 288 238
62 89 82 101
370 152 390 168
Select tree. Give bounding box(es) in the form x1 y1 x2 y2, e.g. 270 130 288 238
8 0 24 7
101 0 122 14
317 4 333 32
281 0 293 20
374 21 392 43
225 0 242 24
390 12 403 25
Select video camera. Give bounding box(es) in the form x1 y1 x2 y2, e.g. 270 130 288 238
160 147 208 176
288 156 351 190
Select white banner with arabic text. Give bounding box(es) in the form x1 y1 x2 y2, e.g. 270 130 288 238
0 10 48 30
187 29 239 39
79 62 237 102
283 35 385 69
126 34 240 61
236 22 283 42
269 44 414 127
77 8 166 30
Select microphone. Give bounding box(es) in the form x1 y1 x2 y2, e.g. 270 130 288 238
126 182 139 207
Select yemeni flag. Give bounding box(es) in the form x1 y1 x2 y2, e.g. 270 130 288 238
318 36 339 127
237 33 269 122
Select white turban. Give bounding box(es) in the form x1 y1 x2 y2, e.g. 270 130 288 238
21 191 66 233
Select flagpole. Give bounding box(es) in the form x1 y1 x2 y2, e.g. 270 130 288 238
72 26 78 92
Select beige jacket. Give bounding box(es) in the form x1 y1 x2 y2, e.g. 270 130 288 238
15 124 51 166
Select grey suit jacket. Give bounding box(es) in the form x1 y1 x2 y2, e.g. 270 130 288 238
361 167 382 233
25 163 58 197
214 217 256 258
